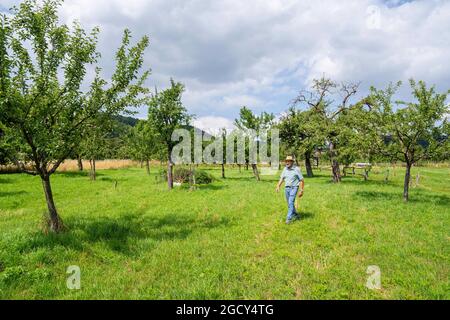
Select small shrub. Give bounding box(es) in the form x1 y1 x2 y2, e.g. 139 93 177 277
173 167 192 183
158 167 213 185
194 170 213 184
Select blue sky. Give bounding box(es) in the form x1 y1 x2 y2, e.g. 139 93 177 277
2 0 449 131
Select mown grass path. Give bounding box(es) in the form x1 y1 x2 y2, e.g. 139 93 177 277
0 166 449 299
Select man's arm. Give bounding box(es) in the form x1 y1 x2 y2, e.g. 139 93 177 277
276 178 284 193
295 167 305 197
276 169 285 192
298 179 305 197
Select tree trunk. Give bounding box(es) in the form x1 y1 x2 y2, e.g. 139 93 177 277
304 152 314 177
77 156 83 171
238 164 241 173
329 142 341 183
221 163 225 179
332 159 341 183
251 163 260 181
245 161 249 171
167 154 174 190
41 174 63 233
192 165 196 188
403 162 412 202
89 159 96 181
146 159 150 175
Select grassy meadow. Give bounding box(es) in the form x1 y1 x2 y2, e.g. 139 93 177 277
0 164 449 299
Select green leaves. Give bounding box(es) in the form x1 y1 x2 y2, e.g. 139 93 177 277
278 107 325 158
367 80 449 164
125 120 162 163
0 0 150 176
234 106 274 132
147 79 192 153
290 77 362 167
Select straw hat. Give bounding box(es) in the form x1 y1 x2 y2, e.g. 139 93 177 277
285 155 295 162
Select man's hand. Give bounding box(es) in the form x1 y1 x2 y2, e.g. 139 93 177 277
298 180 305 198
276 179 283 193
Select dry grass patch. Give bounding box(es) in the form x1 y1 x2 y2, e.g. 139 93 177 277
58 159 141 171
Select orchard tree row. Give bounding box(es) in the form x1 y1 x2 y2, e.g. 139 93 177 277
0 1 448 234
278 77 449 201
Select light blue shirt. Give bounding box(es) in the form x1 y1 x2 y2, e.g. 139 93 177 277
281 165 304 187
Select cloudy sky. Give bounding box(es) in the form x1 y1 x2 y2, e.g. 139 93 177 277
1 0 449 131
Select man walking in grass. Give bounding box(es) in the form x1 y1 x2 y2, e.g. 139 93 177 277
276 156 305 224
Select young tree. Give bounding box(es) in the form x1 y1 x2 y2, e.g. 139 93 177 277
362 80 449 201
278 108 325 177
147 79 192 190
127 119 160 175
0 0 149 232
292 77 360 182
79 113 116 180
234 106 274 181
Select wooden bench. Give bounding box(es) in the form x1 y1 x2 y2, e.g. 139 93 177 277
343 163 372 180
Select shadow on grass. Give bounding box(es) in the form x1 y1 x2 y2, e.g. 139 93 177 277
226 176 258 182
0 177 13 184
354 191 450 206
16 212 232 256
300 211 315 220
55 171 104 178
197 184 228 191
0 191 28 198
225 176 281 183
341 178 396 187
97 176 123 183
303 175 328 179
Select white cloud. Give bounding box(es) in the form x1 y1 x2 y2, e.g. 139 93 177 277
192 116 235 135
4 0 450 120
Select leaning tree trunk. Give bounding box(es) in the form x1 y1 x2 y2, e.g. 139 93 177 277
77 156 83 171
167 153 174 190
403 162 412 202
221 163 225 179
304 151 314 177
41 174 63 233
146 159 150 175
251 163 260 181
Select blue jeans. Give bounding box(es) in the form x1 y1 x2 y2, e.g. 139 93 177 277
285 186 299 221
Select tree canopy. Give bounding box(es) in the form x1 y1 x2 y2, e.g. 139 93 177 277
0 0 150 231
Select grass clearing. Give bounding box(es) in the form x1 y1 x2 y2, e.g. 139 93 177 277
0 165 449 299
